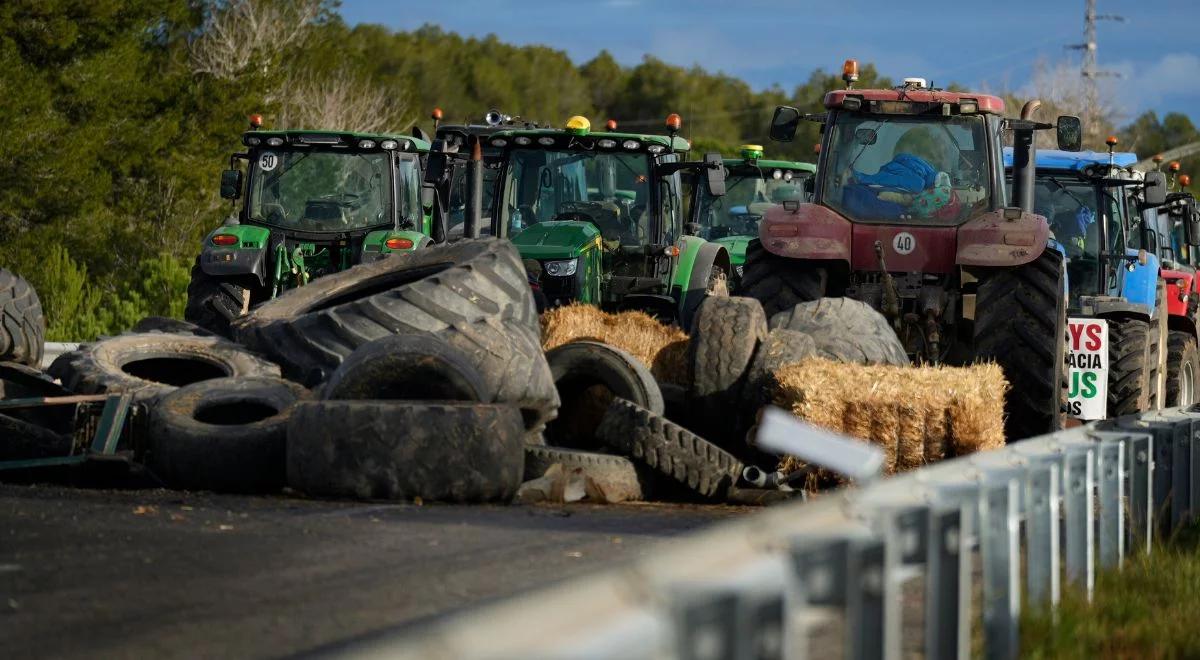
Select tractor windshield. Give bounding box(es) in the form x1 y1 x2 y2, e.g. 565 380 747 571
247 149 403 232
821 114 992 225
1018 174 1126 300
696 168 808 240
498 148 652 246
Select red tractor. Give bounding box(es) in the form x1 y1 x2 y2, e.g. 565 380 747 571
1148 164 1200 406
742 59 1082 441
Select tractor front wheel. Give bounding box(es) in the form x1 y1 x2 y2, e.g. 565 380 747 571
184 258 251 338
1106 317 1152 417
972 249 1067 441
740 239 830 318
1166 330 1198 407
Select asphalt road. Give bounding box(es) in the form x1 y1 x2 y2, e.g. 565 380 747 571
0 483 742 659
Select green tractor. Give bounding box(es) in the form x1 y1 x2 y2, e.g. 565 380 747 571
185 115 433 335
688 145 815 289
437 113 731 328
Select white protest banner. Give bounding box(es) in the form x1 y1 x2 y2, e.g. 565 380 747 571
1067 317 1107 420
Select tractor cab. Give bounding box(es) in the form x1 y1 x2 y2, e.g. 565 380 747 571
688 145 815 283
468 114 731 327
186 115 433 335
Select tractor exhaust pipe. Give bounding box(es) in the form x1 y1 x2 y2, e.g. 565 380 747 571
1011 100 1042 214
464 136 484 239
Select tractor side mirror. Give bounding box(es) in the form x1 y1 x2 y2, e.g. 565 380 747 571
424 142 450 185
769 105 801 143
1143 171 1168 207
803 176 815 198
703 152 725 197
1055 115 1082 152
220 169 242 199
1186 200 1200 247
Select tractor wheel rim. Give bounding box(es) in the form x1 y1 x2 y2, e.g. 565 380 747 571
1184 359 1196 406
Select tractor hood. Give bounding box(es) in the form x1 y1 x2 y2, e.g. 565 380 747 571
711 235 752 265
511 221 602 260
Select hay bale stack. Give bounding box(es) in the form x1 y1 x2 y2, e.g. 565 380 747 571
770 358 1007 476
540 305 689 384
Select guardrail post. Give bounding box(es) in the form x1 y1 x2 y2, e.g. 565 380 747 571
1062 447 1095 600
877 507 926 660
789 537 850 660
980 476 1020 660
1123 433 1154 553
847 539 886 660
672 588 739 660
1095 439 1126 568
1024 461 1060 606
924 505 967 660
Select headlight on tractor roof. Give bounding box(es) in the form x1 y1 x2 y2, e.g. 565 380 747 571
380 139 398 150
772 169 782 180
358 139 376 149
543 258 578 277
537 137 555 146
246 137 261 146
267 137 284 146
646 144 665 154
515 136 532 145
491 138 508 147
622 140 641 150
597 139 617 149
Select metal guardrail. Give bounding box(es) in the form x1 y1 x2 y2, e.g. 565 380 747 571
350 407 1200 660
41 342 79 369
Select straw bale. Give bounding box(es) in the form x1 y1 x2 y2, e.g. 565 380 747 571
540 304 690 384
769 358 1008 478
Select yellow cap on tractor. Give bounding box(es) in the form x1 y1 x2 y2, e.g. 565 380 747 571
565 116 591 135
741 144 764 161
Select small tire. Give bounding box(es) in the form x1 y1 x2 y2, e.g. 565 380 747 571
47 332 281 403
544 341 664 449
743 328 819 410
0 268 45 367
320 334 491 402
769 298 909 366
688 296 767 438
1166 330 1198 408
184 259 250 338
739 239 829 318
286 400 525 503
522 446 645 502
147 377 307 492
1107 317 1152 417
596 398 743 500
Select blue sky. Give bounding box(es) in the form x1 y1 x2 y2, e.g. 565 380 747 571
339 0 1199 126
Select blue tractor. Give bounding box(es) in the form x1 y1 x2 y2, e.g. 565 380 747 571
1004 144 1169 419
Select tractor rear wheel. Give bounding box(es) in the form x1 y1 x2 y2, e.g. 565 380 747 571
0 268 45 367
184 259 249 338
973 249 1067 441
740 239 829 318
1166 330 1198 408
1107 317 1152 416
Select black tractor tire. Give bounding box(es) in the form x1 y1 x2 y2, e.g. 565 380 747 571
522 445 645 502
286 400 525 503
132 316 214 337
1149 284 1168 410
596 398 743 500
320 334 491 403
147 377 307 492
544 341 663 449
232 239 557 434
0 268 45 367
1107 317 1152 417
972 249 1067 441
743 328 819 410
770 298 909 366
0 413 71 461
47 332 281 403
739 239 829 318
1166 330 1198 408
688 296 768 439
184 259 249 338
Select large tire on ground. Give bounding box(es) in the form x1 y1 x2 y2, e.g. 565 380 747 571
543 341 663 449
522 446 645 502
233 239 557 434
286 400 525 502
0 413 72 461
1107 317 1152 417
972 249 1067 441
687 296 767 441
770 298 909 366
596 398 743 500
47 333 281 403
1166 330 1198 408
739 239 829 318
147 377 307 492
320 334 491 402
0 268 45 367
184 258 249 338
742 328 819 410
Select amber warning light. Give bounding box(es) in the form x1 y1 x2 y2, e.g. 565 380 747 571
842 59 859 87
665 113 682 132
